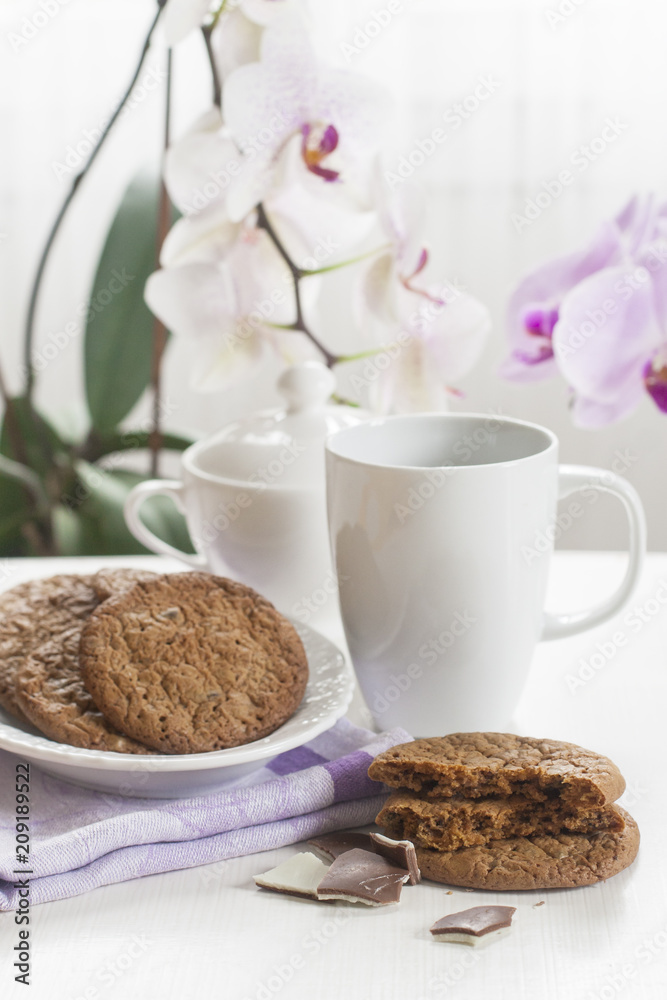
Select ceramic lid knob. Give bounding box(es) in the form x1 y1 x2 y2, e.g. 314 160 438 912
278 361 337 414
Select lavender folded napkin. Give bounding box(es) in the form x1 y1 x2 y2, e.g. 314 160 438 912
0 718 410 910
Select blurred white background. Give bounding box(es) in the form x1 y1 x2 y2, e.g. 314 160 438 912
1 0 666 547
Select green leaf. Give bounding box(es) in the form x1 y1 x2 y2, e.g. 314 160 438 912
81 428 194 463
66 461 194 556
84 173 166 434
0 398 68 555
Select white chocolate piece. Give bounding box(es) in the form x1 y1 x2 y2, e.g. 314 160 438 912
253 852 331 900
432 926 513 947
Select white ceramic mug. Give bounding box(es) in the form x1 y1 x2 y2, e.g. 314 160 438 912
325 412 646 736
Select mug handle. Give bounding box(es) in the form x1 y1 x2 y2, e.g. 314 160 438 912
124 480 207 569
541 465 646 640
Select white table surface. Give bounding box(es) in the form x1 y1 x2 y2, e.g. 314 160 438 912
1 552 666 1000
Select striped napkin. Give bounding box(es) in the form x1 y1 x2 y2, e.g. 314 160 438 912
0 718 410 910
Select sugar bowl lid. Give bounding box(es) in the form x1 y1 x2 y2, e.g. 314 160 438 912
187 362 366 488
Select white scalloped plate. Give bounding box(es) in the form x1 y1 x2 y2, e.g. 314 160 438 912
0 621 354 798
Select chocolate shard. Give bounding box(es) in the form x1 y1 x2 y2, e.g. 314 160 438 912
370 832 421 885
317 848 410 906
253 852 332 901
307 831 373 862
430 905 516 946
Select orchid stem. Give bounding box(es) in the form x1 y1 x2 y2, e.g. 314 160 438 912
202 25 222 108
22 2 166 402
256 203 340 369
149 46 173 479
300 243 391 277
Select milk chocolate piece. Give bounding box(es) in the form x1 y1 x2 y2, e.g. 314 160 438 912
370 832 421 884
253 852 331 900
317 848 410 905
430 905 516 946
307 831 373 862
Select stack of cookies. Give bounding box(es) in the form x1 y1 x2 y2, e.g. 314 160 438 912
0 570 308 755
369 733 639 889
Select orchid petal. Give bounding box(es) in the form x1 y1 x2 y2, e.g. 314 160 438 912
505 220 622 380
370 338 451 415
212 9 263 78
144 263 236 343
160 202 240 268
419 290 491 383
164 112 240 216
145 262 266 392
360 252 401 328
644 354 667 413
553 264 663 425
162 0 212 45
188 327 265 392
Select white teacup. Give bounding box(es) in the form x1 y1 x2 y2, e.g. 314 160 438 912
123 362 364 622
325 412 646 736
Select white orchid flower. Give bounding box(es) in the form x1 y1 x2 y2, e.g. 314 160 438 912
359 228 491 413
146 218 321 390
222 18 391 224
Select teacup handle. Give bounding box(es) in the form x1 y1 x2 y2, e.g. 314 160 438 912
124 480 207 569
541 465 646 640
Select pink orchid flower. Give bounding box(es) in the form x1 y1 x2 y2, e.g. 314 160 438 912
504 196 667 426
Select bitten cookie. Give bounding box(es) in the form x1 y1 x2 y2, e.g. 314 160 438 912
368 733 625 807
79 573 309 754
376 790 626 852
0 575 99 725
415 808 639 890
15 569 159 753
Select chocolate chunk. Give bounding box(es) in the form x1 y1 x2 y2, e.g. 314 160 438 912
370 832 421 884
317 848 410 906
430 905 516 946
253 852 332 900
307 831 373 862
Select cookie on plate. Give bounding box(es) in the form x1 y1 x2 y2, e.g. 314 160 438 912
0 575 98 725
415 808 639 890
80 572 309 754
368 733 625 807
14 568 158 753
